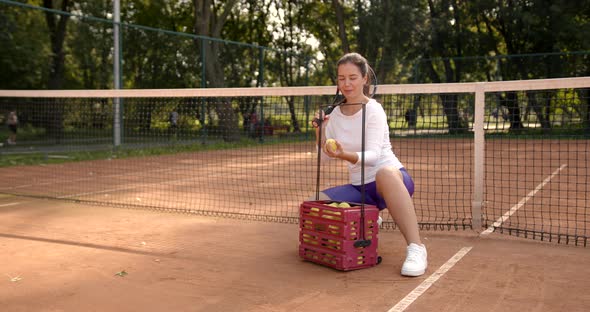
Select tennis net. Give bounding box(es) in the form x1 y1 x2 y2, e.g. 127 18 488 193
1 77 589 246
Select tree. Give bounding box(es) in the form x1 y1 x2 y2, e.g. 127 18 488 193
193 0 240 141
483 1 566 129
356 0 428 84
43 0 71 90
332 0 349 53
43 0 72 142
267 0 317 133
69 1 113 89
419 0 477 132
0 4 50 89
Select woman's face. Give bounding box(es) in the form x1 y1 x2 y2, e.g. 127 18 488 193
337 62 367 101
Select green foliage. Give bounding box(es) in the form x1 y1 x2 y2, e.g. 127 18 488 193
1 0 589 89
1 0 589 133
0 3 51 89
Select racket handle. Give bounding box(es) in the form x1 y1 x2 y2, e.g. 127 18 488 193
311 117 323 128
312 105 336 128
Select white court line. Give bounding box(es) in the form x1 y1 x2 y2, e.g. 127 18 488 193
481 164 567 235
0 202 20 207
388 246 473 312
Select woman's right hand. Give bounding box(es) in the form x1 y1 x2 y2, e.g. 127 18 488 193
312 110 329 128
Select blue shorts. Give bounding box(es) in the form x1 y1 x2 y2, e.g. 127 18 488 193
322 168 414 210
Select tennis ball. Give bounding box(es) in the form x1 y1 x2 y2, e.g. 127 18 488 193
337 202 351 208
327 202 339 207
325 138 337 152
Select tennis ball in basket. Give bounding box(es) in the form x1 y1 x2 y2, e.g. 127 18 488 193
327 202 339 207
325 139 337 152
337 202 351 208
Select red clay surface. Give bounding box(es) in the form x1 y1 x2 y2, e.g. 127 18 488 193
1 195 589 312
2 139 587 242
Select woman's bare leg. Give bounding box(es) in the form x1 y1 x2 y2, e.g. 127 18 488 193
376 167 422 246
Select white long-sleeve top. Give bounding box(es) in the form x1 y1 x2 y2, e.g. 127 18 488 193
321 99 403 185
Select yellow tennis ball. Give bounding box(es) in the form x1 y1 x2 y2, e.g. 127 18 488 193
325 139 337 152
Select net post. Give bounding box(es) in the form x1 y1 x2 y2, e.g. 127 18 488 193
472 83 485 231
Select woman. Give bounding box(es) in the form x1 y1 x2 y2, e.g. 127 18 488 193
6 110 18 145
314 52 427 277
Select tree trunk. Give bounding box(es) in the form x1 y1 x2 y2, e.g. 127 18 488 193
441 94 464 134
332 0 349 53
287 96 301 133
44 0 69 90
527 91 551 129
503 91 524 130
43 0 70 143
425 0 466 133
193 0 240 141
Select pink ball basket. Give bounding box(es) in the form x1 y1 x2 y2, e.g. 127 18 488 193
299 200 381 271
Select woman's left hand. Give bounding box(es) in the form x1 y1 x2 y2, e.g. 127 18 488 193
324 139 343 158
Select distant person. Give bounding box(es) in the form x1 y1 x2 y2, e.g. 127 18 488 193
491 107 499 119
502 110 509 122
405 108 417 129
248 111 258 137
492 107 509 121
169 110 179 138
6 110 18 145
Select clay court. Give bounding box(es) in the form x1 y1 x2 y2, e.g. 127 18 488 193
1 196 590 312
1 79 589 312
1 1 589 310
1 136 589 312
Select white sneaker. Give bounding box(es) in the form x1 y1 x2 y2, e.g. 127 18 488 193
401 243 428 277
377 216 383 227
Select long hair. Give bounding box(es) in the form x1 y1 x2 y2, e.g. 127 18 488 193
336 52 373 97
